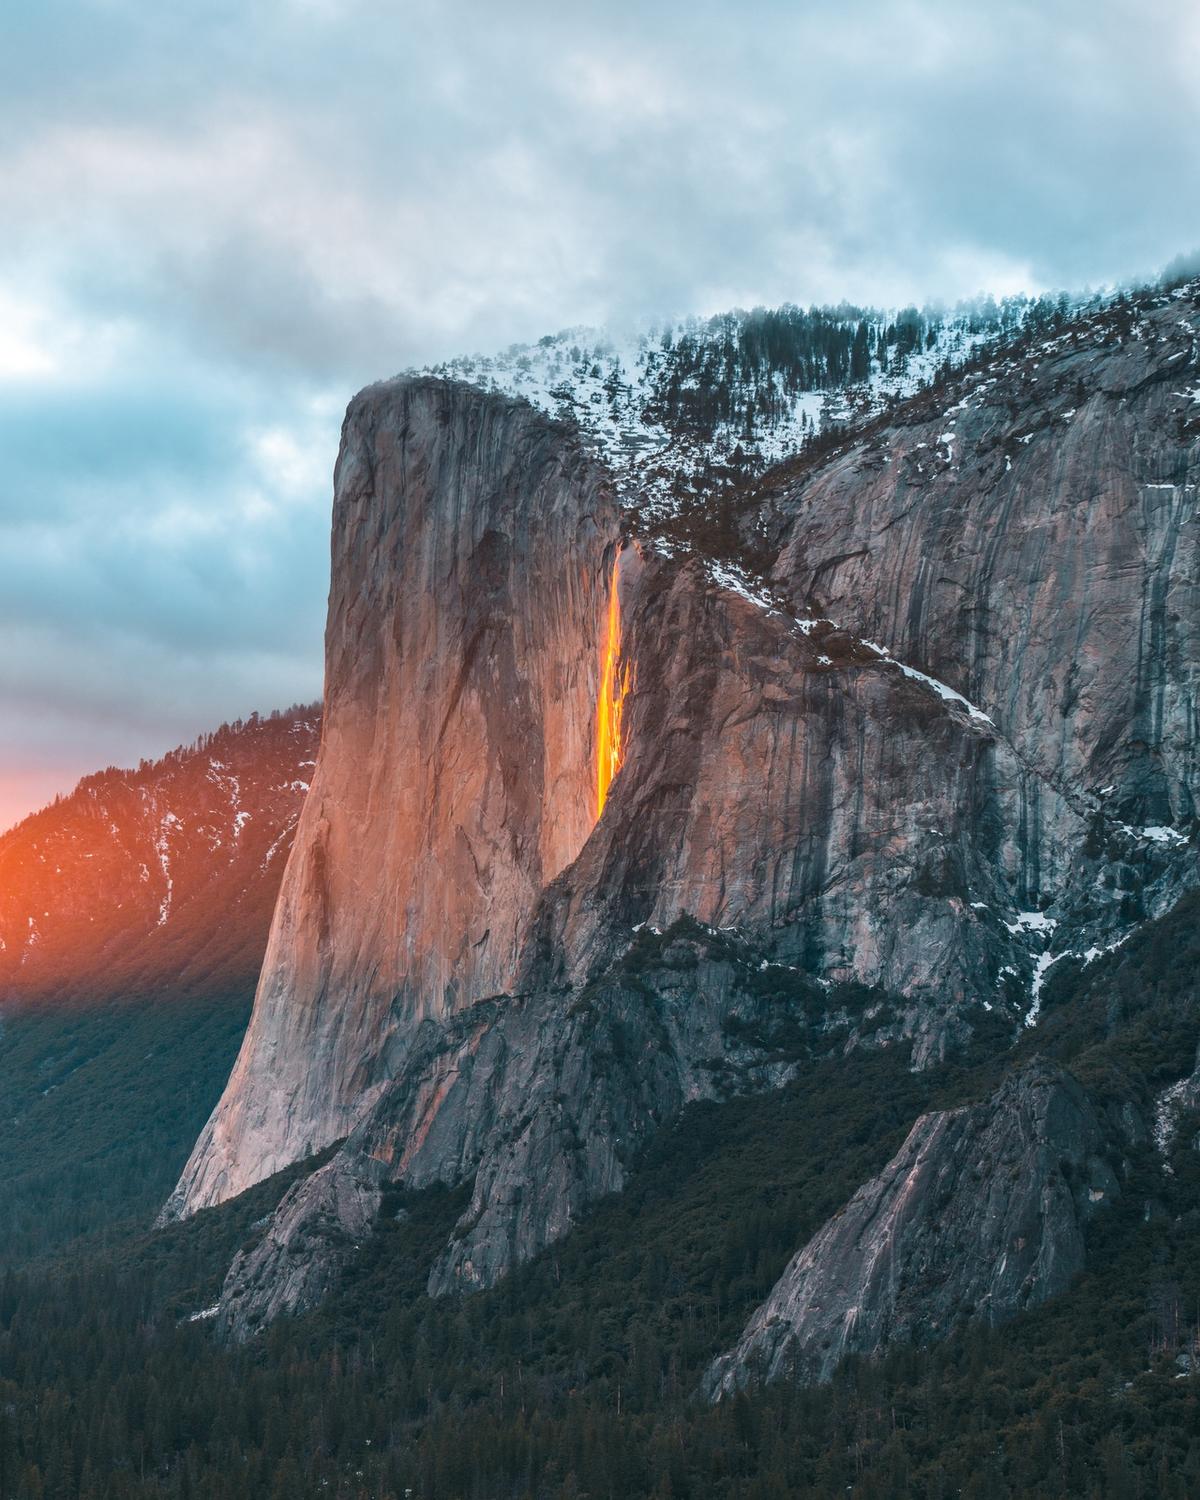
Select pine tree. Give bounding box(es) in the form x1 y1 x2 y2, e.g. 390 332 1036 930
851 321 871 381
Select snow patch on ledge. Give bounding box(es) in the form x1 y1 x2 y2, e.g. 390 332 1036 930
1116 822 1189 848
997 910 1061 1027
1025 952 1064 1027
703 560 825 636
706 561 778 613
699 570 1000 727
1082 934 1129 966
1004 910 1058 936
860 639 995 726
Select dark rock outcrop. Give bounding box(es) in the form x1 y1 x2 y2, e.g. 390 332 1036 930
705 1061 1119 1398
216 1153 387 1341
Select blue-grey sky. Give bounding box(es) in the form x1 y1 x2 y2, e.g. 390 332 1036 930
1 0 1197 829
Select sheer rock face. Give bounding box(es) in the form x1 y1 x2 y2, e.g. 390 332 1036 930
170 295 1200 1336
704 1061 1120 1398
164 378 618 1220
527 552 1033 1038
209 560 1089 1335
772 296 1200 843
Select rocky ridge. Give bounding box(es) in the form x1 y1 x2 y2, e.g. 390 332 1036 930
0 707 319 1007
423 291 1071 522
704 1060 1121 1398
170 278 1200 1358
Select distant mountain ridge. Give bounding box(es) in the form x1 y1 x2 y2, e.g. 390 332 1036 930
0 706 320 1007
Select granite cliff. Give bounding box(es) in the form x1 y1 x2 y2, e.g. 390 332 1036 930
166 279 1200 1352
165 379 618 1219
704 1060 1121 1398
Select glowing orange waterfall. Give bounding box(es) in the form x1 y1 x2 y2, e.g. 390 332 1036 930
596 555 632 819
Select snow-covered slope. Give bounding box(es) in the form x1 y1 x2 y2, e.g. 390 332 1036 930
421 292 1095 519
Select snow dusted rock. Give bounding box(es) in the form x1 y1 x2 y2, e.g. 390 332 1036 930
704 1061 1118 1398
421 296 1036 521
772 291 1200 841
168 285 1200 1334
1153 1043 1200 1166
0 708 318 1007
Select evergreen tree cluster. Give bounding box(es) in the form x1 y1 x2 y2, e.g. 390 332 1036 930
639 295 1037 444
0 893 1198 1496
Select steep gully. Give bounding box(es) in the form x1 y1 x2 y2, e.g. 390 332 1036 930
169 289 1199 1376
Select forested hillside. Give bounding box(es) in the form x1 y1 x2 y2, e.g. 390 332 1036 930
1 274 1198 1499
0 895 1197 1498
0 994 252 1266
0 706 318 1007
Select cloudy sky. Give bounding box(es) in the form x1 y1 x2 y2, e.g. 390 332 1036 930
1 0 1197 829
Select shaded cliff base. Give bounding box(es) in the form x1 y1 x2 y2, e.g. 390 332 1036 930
2 889 1198 1496
180 538 1200 1334
162 736 1198 1357
208 880 1198 1370
208 918 1007 1338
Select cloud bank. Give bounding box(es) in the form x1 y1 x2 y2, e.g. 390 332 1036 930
1 0 1197 827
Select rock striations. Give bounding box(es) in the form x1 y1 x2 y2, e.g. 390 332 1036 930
770 304 1200 842
165 379 619 1220
704 1061 1119 1398
165 282 1200 1355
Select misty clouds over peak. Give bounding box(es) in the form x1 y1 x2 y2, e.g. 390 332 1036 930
1 0 1197 827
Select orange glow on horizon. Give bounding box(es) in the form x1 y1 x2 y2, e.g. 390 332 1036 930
596 554 632 819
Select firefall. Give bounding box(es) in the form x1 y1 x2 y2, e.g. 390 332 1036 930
596 556 632 818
